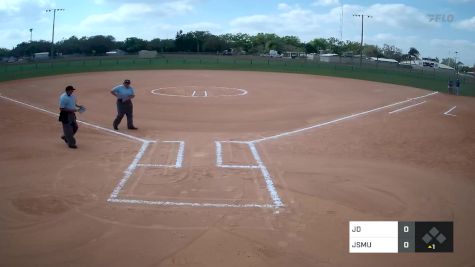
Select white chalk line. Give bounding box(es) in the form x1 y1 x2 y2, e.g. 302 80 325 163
215 141 259 169
388 101 427 114
108 198 274 209
215 141 284 208
112 140 273 209
248 142 284 207
211 91 439 209
0 95 271 209
251 91 438 143
443 106 457 117
151 86 248 98
3 91 440 210
0 95 150 143
109 141 152 199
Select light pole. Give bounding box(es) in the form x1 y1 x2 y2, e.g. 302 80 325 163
353 14 372 66
46 8 64 58
29 28 33 42
454 51 458 77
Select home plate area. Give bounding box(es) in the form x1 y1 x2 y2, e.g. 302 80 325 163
108 140 276 208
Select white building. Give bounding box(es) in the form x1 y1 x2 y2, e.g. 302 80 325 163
34 52 49 60
399 59 454 70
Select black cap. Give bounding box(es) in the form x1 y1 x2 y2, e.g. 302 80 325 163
124 79 131 84
65 85 75 91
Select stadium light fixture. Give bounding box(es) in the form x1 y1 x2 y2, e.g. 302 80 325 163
353 14 373 66
46 8 65 58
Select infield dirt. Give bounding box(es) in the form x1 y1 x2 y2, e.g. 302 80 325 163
1 70 474 266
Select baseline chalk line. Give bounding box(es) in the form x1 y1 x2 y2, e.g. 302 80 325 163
0 95 150 143
388 101 426 114
251 91 438 143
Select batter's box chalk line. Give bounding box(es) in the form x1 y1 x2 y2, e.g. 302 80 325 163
108 139 283 209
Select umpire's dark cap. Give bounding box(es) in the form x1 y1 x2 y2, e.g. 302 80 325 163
65 85 76 91
124 79 131 84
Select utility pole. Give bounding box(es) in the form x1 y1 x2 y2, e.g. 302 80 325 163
353 14 372 66
339 5 343 42
29 28 33 42
454 51 458 76
46 8 65 58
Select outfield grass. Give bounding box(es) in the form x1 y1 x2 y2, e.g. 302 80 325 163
1 54 474 96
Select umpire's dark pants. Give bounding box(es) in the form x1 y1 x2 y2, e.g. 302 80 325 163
113 99 134 128
62 113 78 146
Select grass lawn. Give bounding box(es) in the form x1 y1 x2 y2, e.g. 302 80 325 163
1 54 473 96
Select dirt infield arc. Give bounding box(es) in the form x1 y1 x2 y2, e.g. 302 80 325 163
1 70 474 266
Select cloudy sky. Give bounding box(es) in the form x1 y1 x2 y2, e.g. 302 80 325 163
1 0 474 65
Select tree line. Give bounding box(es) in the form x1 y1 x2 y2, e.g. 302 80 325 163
0 30 470 70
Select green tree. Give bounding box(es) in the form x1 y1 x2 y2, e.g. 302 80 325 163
381 44 402 61
220 33 253 53
121 37 147 53
202 35 227 52
341 40 361 54
147 38 162 51
408 47 420 60
0 48 10 57
82 35 116 55
11 40 51 57
56 36 82 55
363 45 382 58
441 58 456 68
305 38 329 53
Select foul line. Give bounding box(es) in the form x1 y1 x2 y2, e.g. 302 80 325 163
443 106 457 117
251 91 438 143
0 95 149 143
388 101 426 114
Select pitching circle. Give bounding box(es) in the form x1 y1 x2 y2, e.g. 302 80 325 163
151 86 248 98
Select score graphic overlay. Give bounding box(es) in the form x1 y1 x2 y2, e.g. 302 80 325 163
349 221 453 253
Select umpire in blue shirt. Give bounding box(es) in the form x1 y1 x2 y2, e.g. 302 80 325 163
59 85 83 149
111 79 138 130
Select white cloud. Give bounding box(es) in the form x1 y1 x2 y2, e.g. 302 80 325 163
277 3 291 11
365 4 433 29
161 0 194 15
80 3 154 26
79 1 194 28
230 3 434 42
454 16 475 31
181 22 222 32
312 0 340 7
0 0 53 13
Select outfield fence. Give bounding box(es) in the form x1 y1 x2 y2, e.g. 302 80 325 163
1 54 473 96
